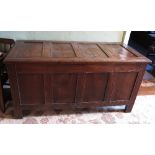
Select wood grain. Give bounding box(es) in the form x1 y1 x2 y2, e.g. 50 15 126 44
4 41 150 118
4 41 151 63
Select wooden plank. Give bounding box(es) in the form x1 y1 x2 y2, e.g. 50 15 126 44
75 73 86 103
16 63 141 74
51 43 76 58
20 100 130 110
121 43 145 57
125 64 146 112
81 73 108 102
98 44 117 58
44 74 52 104
105 72 138 101
18 74 45 105
7 65 22 118
77 43 109 58
42 42 51 57
52 73 77 103
71 43 83 58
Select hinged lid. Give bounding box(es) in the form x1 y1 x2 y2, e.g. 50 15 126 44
4 40 151 64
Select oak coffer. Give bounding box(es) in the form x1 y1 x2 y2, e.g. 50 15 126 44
4 41 150 118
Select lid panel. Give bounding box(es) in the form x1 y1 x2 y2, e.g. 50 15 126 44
72 43 108 58
51 43 76 58
99 44 136 59
43 42 76 58
18 42 43 58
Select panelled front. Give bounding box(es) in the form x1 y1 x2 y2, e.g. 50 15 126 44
17 72 109 106
46 73 109 104
16 70 138 106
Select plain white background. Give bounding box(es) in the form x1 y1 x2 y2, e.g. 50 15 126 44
0 0 155 30
0 1 155 155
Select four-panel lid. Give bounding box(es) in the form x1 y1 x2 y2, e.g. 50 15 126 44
4 40 151 64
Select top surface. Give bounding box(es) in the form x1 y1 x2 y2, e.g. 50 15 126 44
4 40 151 64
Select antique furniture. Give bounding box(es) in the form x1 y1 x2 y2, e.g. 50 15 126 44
4 41 150 118
0 38 15 112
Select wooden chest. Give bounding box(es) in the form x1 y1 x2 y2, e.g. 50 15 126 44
4 41 150 118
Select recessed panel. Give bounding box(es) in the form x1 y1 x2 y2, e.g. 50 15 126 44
77 44 108 58
51 43 76 58
18 74 44 105
110 72 137 100
53 73 77 103
99 44 136 59
82 73 108 102
18 42 43 58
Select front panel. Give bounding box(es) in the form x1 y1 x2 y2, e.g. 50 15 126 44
79 73 108 102
52 73 77 103
18 74 45 105
106 72 138 101
16 64 140 108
